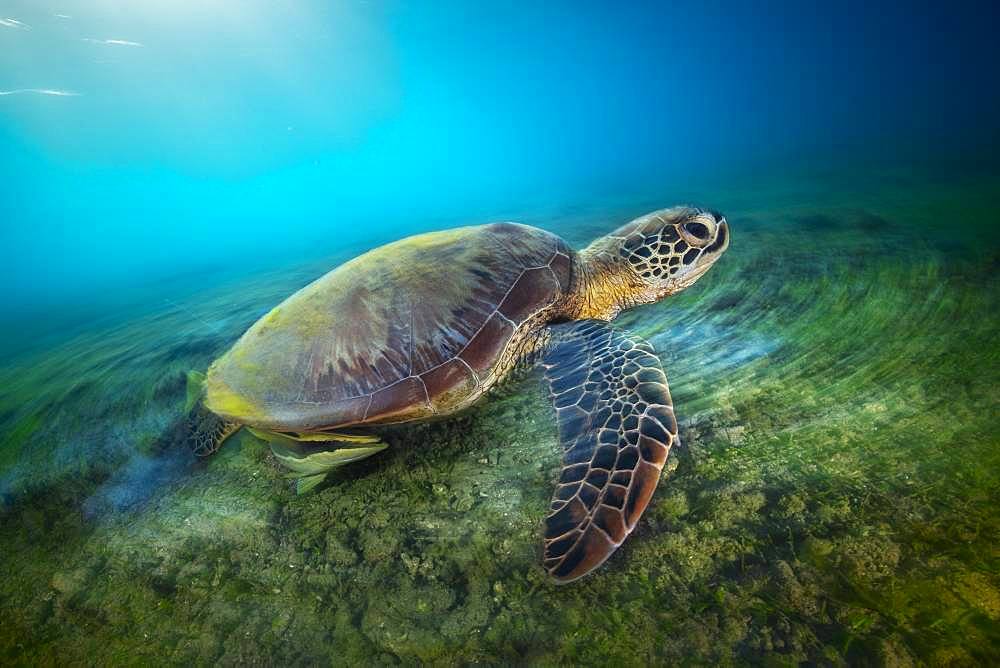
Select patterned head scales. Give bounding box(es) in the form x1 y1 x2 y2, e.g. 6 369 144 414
612 206 730 296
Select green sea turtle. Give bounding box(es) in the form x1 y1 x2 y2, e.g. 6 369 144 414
186 206 729 582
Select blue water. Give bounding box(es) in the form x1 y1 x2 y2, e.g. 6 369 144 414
2 1 998 340
2 2 999 664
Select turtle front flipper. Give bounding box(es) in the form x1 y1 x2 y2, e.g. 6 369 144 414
248 428 388 494
540 320 678 583
186 370 241 457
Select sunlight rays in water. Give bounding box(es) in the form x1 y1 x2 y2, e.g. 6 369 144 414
0 88 79 96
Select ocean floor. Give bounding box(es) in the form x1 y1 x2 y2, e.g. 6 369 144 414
1 169 998 665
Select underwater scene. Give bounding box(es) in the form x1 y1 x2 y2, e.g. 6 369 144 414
2 2 999 665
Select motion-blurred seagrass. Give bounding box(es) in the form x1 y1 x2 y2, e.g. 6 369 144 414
188 207 729 582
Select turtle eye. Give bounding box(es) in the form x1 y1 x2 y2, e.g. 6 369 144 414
682 221 710 241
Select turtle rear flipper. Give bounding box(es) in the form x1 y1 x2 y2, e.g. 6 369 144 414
248 428 388 494
541 320 678 583
186 370 241 457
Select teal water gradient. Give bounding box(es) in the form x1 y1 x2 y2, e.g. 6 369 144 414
2 1 998 333
1 1 999 664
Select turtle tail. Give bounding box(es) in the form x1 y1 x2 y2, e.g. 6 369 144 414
185 370 241 457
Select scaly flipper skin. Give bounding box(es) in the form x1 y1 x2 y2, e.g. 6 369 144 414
184 370 242 457
541 320 677 583
187 400 241 457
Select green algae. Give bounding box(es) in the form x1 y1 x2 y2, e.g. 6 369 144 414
0 414 41 472
1 169 999 664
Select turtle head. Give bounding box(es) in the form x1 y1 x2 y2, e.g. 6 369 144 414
614 206 730 296
576 207 730 318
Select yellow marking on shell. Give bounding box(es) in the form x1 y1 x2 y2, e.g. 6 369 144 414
389 227 468 250
209 322 301 407
264 307 281 323
270 293 338 340
260 306 284 328
229 228 479 363
205 223 557 422
275 226 485 370
344 227 483 306
204 365 270 423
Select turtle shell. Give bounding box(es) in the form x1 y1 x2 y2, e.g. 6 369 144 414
205 223 574 431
